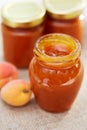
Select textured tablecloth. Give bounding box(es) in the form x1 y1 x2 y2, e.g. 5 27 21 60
0 5 87 130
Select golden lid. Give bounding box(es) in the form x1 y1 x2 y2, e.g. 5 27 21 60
2 1 46 28
44 0 86 20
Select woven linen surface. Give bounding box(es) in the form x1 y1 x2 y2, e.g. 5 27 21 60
0 7 87 130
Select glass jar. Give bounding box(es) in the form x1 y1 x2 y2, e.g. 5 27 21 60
29 33 84 113
44 0 85 44
1 1 46 68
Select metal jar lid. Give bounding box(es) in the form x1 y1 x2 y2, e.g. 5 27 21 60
44 0 85 20
2 1 46 28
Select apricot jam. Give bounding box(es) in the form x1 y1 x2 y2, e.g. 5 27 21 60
29 34 84 113
1 1 46 68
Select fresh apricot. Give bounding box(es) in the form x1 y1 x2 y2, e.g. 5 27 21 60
1 79 32 106
0 62 18 88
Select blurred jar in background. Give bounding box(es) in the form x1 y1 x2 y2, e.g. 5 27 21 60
1 1 46 68
44 0 85 44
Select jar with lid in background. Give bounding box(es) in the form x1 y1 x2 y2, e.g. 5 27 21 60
1 1 46 68
44 0 85 44
29 33 84 113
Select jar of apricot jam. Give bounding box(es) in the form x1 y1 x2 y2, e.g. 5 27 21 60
29 33 84 113
1 1 46 68
44 0 85 44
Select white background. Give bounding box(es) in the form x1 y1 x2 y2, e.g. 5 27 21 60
0 0 43 7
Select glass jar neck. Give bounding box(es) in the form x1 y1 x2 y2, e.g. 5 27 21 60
34 34 81 67
47 13 83 22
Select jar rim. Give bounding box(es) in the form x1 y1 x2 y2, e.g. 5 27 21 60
1 1 46 28
34 33 81 65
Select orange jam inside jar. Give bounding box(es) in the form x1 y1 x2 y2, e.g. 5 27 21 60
29 33 84 113
1 1 46 68
44 0 85 44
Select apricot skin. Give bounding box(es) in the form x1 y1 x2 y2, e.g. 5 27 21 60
0 62 18 88
1 79 32 107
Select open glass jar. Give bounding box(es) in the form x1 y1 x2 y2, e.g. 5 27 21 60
44 0 85 44
29 33 84 113
1 1 46 68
